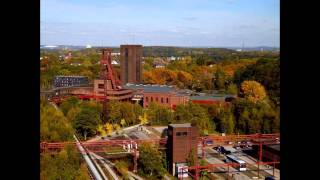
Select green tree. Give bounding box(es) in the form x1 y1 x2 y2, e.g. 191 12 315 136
40 104 74 142
73 108 102 139
214 66 225 90
186 148 197 166
59 97 80 116
146 102 173 125
115 160 130 180
66 107 81 123
174 103 214 135
40 145 90 180
226 83 238 95
138 143 166 178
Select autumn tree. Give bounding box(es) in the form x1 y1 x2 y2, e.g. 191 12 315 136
234 58 280 106
240 80 267 103
139 112 149 125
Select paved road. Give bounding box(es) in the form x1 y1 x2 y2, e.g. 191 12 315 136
203 147 252 180
237 153 280 179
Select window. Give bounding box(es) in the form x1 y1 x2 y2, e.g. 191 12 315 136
146 96 148 102
161 97 163 103
176 132 187 136
156 97 158 102
151 97 153 102
98 84 104 89
182 132 188 136
166 98 169 103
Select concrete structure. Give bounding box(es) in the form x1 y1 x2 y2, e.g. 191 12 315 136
120 45 143 85
166 123 199 176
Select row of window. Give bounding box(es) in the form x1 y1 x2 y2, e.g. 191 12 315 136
176 132 188 136
145 96 169 103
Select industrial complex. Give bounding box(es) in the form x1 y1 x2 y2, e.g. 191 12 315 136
41 45 235 110
40 45 280 180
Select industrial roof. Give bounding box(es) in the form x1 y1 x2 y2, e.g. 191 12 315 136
169 123 191 128
124 83 175 93
189 95 226 101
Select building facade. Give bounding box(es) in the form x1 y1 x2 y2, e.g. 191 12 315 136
53 76 89 88
166 124 199 176
143 92 188 109
120 45 143 85
123 84 189 109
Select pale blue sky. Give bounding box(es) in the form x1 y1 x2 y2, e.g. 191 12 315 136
41 0 279 47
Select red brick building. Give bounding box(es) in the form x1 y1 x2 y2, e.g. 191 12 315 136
166 123 199 176
124 84 189 109
120 45 143 85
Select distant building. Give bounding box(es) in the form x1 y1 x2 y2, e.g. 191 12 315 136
53 76 89 88
86 45 92 48
111 52 120 56
166 123 199 176
120 45 143 85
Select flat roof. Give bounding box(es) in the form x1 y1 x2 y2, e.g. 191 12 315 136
169 123 191 128
124 83 175 93
190 95 226 101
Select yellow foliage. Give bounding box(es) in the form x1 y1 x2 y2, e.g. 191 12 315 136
240 80 267 103
120 118 126 127
113 124 121 133
104 123 113 136
97 125 106 136
139 113 148 125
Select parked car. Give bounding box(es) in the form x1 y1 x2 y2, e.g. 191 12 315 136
215 146 231 155
205 139 214 146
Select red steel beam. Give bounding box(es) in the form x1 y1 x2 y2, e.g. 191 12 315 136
41 133 279 151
